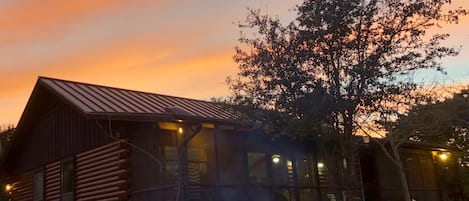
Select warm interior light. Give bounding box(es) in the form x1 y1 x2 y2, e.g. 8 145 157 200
317 162 325 169
178 127 183 134
5 184 12 192
272 154 281 164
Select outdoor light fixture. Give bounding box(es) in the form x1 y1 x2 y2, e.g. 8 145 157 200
272 154 281 164
433 151 451 161
317 162 325 169
5 184 12 192
178 127 183 134
438 153 449 161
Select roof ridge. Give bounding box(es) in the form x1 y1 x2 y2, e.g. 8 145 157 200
38 76 219 105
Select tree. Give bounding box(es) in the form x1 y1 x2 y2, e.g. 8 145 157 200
0 125 14 156
395 88 469 199
227 0 467 200
0 125 15 201
397 88 469 163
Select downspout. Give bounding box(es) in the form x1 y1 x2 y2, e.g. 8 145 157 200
178 123 202 201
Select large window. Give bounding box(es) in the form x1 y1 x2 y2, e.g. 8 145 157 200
271 153 292 186
61 159 75 201
187 147 208 184
161 131 178 185
247 152 268 184
216 131 245 184
295 154 316 186
186 128 216 184
33 170 44 201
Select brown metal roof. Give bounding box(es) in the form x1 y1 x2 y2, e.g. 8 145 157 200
38 77 238 122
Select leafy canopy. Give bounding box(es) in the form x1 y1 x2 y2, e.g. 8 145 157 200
228 0 466 137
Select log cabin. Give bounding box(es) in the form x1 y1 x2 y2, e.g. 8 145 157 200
1 77 460 201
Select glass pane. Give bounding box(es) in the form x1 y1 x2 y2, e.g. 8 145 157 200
217 132 245 184
300 188 318 201
419 155 438 189
188 162 208 183
248 152 268 184
405 154 423 189
33 171 44 201
248 187 271 201
274 188 296 201
271 154 290 185
164 146 178 160
187 148 207 162
62 161 74 193
164 161 179 183
296 155 315 186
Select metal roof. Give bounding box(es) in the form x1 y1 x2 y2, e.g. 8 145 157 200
38 77 238 122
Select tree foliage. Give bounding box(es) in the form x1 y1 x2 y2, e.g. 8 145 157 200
0 125 14 152
228 0 466 200
397 89 469 164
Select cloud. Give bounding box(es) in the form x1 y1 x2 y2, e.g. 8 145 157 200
0 0 163 46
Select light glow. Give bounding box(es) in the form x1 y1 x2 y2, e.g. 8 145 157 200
439 153 449 161
5 184 12 192
317 162 325 169
178 127 183 134
272 154 281 164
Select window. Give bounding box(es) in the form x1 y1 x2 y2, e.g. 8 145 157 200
61 159 75 201
160 131 179 184
271 154 291 185
216 131 245 184
247 152 268 184
295 154 316 186
33 170 44 201
187 148 208 184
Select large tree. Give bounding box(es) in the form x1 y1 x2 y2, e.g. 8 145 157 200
228 0 466 200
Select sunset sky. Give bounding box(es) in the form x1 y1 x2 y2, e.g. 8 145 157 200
1 0 468 126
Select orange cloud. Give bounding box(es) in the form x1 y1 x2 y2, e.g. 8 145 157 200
0 0 164 45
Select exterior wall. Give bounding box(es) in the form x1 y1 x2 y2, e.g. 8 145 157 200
11 103 111 174
129 122 328 201
45 161 60 200
7 140 129 201
75 139 129 200
361 144 443 201
6 172 33 201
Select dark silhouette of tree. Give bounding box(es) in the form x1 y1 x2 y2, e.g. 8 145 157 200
227 0 467 200
0 125 15 201
0 125 14 156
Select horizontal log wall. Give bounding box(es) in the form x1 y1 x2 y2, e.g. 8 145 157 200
45 161 60 201
75 139 130 201
7 172 32 201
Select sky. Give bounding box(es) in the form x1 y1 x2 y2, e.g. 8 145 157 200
0 0 468 126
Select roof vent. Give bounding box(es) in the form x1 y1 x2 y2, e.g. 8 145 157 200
164 106 194 116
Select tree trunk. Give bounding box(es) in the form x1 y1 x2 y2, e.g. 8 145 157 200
392 145 412 201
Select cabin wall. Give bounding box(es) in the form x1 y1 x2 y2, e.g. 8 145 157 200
7 139 130 201
12 103 111 174
361 145 442 201
129 123 326 201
